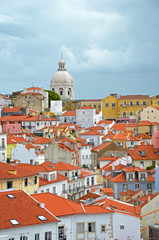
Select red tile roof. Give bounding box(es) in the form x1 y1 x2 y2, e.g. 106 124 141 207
26 87 41 91
41 161 81 171
86 126 105 131
98 120 114 125
0 115 29 122
61 111 76 116
79 129 104 136
81 170 96 178
110 123 127 131
119 95 150 99
3 107 26 113
32 192 112 217
128 143 159 160
92 141 112 152
39 174 68 186
96 198 141 217
152 106 159 110
0 190 58 229
0 162 38 179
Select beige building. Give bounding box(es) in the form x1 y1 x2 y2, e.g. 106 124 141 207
140 106 159 123
0 162 39 194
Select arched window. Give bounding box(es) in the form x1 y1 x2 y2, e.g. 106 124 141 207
68 88 71 96
52 88 55 92
123 112 126 118
129 111 133 116
59 88 63 96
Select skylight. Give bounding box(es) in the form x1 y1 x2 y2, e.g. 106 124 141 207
10 219 19 225
6 194 15 199
37 215 47 221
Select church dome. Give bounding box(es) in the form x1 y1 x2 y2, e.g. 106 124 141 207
50 58 75 100
50 59 74 86
50 71 74 86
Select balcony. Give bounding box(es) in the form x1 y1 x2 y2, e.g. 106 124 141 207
128 178 134 182
140 178 146 182
68 186 85 194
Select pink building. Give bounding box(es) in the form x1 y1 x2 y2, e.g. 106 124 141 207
3 123 22 134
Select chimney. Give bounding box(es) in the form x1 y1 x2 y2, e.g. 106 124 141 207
39 203 45 208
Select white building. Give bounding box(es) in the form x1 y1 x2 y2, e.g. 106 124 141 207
0 133 7 162
60 110 76 124
79 129 104 147
22 115 59 132
0 94 12 107
0 190 59 240
11 143 45 165
33 192 140 240
50 100 63 115
76 106 102 129
50 59 75 100
79 143 92 167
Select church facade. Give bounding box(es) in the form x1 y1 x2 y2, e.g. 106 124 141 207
50 59 74 101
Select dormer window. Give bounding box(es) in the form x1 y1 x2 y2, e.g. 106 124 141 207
128 173 134 181
140 173 146 181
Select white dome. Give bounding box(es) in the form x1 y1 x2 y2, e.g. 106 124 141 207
50 70 74 86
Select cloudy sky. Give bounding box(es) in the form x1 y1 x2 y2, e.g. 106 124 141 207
0 0 159 99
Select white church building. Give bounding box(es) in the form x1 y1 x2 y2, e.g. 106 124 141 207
50 58 74 101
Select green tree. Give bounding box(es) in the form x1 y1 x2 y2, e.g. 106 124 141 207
44 90 61 107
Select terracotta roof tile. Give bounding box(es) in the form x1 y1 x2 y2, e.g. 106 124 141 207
0 190 58 230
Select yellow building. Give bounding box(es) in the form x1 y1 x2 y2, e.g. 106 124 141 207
117 95 152 119
102 94 118 119
152 95 159 107
63 99 102 112
102 94 154 120
0 162 39 194
7 142 17 159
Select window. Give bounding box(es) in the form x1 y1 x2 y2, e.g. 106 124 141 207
147 183 152 190
35 233 40 240
58 226 64 240
122 101 126 107
122 184 128 192
34 176 37 184
62 184 66 192
136 101 139 106
65 172 67 177
10 219 19 225
24 178 28 187
20 237 28 240
135 183 140 189
141 173 146 181
45 231 52 240
44 174 48 179
50 173 55 180
41 190 44 193
128 173 133 181
143 101 146 106
83 111 85 114
77 223 84 233
7 181 13 189
120 225 125 230
46 188 49 192
87 178 90 186
94 104 96 108
52 187 56 194
112 103 116 108
7 194 15 199
101 225 106 232
105 103 109 108
140 161 144 168
38 215 47 221
123 112 126 118
129 101 133 106
152 161 155 166
88 222 95 232
9 238 14 240
129 111 133 116
91 176 94 185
